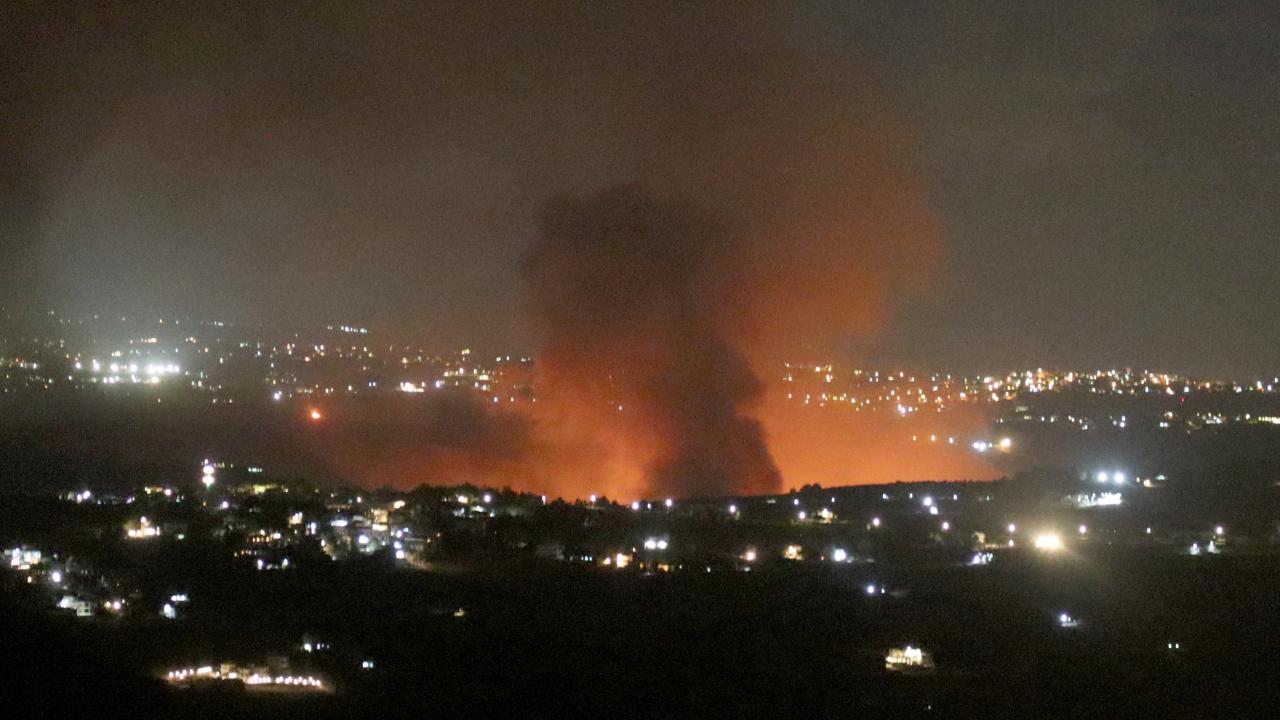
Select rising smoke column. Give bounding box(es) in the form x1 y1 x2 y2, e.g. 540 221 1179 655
525 188 779 499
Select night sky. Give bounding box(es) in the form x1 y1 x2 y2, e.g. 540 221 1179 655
2 1 1277 376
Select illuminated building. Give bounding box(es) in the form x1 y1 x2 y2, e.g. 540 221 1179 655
885 646 934 672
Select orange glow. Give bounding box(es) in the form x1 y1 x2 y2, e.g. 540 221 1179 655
308 408 323 421
761 388 1001 488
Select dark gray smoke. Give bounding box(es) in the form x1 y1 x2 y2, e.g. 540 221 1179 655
525 188 780 498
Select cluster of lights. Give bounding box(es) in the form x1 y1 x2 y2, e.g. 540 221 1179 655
247 673 324 688
884 645 931 670
74 359 182 386
1072 492 1122 508
255 557 291 570
1095 471 1127 484
126 517 160 539
8 547 42 569
971 437 1013 454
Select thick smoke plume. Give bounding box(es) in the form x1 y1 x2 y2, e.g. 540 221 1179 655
0 4 966 496
517 5 948 499
525 190 779 499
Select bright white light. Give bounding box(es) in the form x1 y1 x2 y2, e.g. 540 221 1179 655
742 549 757 562
482 493 492 504
797 511 807 520
664 498 673 508
643 538 658 550
630 501 640 511
1034 533 1063 551
50 571 62 583
1078 525 1088 535
865 583 877 595
202 464 215 476
357 535 370 545
728 504 737 514
1113 472 1126 484
1214 525 1225 536
928 506 939 516
832 548 848 562
921 496 934 507
1096 471 1110 483
871 517 881 528
1008 523 1017 533
999 437 1012 449
941 521 950 531
885 646 927 669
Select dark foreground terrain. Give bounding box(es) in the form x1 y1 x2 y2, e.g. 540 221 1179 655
4 545 1278 720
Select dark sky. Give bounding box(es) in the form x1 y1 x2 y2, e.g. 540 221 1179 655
2 1 1277 376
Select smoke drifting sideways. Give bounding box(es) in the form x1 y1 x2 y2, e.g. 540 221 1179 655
508 4 967 499
518 184 997 502
524 190 779 501
0 5 996 497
